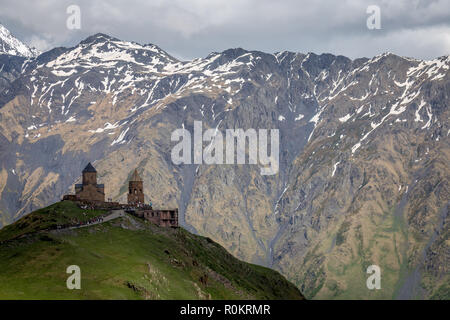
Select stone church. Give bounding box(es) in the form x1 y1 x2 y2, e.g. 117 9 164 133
74 162 105 202
63 163 178 227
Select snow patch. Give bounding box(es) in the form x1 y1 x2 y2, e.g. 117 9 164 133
339 113 352 123
332 161 340 177
65 116 76 123
111 127 129 145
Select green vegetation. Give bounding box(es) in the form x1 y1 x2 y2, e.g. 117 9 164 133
429 283 450 300
0 201 303 300
0 201 106 242
335 220 351 246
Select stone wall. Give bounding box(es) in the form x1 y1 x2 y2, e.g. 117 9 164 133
135 209 178 227
75 183 105 202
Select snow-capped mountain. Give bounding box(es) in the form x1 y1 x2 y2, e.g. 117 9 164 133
0 23 39 58
0 32 448 299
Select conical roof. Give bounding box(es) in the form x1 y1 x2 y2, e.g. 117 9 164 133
82 162 97 173
130 169 142 181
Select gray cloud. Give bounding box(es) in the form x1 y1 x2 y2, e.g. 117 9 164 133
0 0 449 60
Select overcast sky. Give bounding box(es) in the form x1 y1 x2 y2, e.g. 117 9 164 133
1 0 449 60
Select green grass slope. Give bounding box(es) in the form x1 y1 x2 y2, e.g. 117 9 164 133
0 201 303 300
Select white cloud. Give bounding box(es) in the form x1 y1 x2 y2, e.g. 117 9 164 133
0 0 449 60
27 34 54 52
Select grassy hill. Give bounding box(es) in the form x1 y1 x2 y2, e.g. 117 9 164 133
0 201 304 300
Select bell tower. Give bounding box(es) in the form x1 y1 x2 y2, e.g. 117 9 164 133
127 169 144 205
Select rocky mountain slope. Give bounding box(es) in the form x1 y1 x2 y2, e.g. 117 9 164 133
0 24 38 95
0 200 303 299
0 27 448 299
0 23 39 58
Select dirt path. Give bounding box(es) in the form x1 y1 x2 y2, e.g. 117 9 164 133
68 210 125 230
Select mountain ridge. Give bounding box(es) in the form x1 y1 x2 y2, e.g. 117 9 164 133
0 23 39 58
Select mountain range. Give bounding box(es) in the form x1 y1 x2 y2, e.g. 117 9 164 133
0 24 448 299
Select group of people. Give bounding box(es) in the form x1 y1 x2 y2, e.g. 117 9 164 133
55 214 107 230
79 203 98 210
73 215 105 228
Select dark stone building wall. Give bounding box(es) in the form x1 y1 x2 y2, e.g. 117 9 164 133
135 209 179 227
